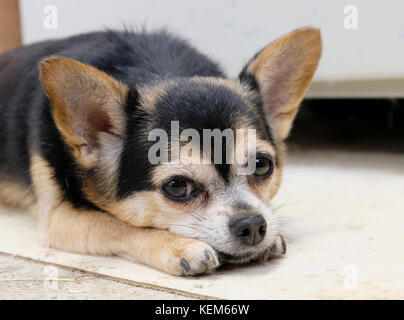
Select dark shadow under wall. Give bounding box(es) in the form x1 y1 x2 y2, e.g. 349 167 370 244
288 99 404 153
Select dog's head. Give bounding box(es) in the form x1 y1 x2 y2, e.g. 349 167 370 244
40 28 322 264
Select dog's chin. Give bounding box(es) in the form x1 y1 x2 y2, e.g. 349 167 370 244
217 250 263 264
217 237 287 265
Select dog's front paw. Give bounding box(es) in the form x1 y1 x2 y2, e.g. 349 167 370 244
261 234 287 261
168 239 220 276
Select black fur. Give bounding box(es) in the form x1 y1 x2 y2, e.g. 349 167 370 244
152 80 269 183
118 91 154 198
239 68 260 93
238 68 273 144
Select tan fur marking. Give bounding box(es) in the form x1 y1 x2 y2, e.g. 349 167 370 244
30 154 63 221
138 80 177 114
30 153 217 275
43 202 217 275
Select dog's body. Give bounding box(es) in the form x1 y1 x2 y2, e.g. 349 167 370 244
0 28 321 275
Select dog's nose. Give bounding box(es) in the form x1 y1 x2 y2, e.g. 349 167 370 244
229 215 267 246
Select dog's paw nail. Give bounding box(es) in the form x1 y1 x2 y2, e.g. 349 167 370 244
263 235 287 261
179 243 219 276
204 249 216 263
204 249 219 268
180 259 191 274
204 249 211 261
280 236 287 254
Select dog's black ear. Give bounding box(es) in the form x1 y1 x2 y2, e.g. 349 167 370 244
239 27 322 140
40 57 130 168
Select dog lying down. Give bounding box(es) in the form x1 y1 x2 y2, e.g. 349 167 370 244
0 27 321 275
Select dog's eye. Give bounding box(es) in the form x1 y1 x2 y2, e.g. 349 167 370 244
162 176 193 200
254 156 274 177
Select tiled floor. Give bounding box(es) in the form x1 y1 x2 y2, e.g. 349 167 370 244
0 253 193 299
1 148 403 299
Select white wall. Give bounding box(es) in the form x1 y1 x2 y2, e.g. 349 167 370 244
19 0 404 97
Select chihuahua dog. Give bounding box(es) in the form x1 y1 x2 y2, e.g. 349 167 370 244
0 27 321 275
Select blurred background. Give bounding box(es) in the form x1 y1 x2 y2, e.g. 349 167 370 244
1 0 403 96
1 0 403 150
2 0 403 152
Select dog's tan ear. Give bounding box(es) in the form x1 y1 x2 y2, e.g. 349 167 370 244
40 57 129 168
239 27 322 140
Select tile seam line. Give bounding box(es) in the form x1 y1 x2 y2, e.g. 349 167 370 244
0 251 222 300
